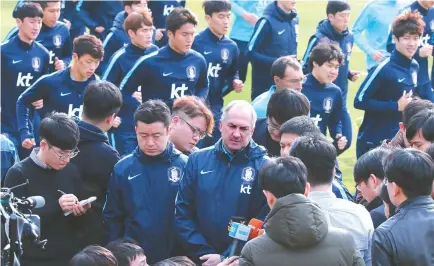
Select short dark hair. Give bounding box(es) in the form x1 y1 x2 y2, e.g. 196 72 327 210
271 56 301 79
326 1 350 15
83 81 123 122
124 9 153 34
203 0 231 16
122 0 142 7
279 116 321 137
402 97 434 128
267 89 310 125
134 99 171 127
353 147 392 184
13 2 43 20
38 0 60 10
259 157 307 198
379 184 396 217
153 256 196 266
172 96 214 136
73 34 104 60
426 144 434 160
106 241 144 266
166 7 197 34
392 10 425 39
38 112 80 150
383 149 434 198
308 43 344 72
405 109 434 142
289 135 337 186
69 245 117 266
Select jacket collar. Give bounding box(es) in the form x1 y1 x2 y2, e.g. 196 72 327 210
165 44 189 60
126 42 147 55
317 19 349 40
412 1 429 16
391 49 414 68
215 138 251 163
204 28 225 43
14 35 34 51
397 195 434 211
307 73 326 89
135 141 178 164
271 1 297 22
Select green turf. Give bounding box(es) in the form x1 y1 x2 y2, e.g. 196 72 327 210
1 0 370 192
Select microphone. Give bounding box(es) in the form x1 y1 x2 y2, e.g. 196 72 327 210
248 218 264 240
18 196 45 209
228 221 251 257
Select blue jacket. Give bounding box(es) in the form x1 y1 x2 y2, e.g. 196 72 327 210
0 135 18 184
4 22 72 73
248 1 298 93
102 42 158 135
175 139 269 261
354 50 419 145
387 1 434 101
1 36 50 137
76 0 123 40
352 0 400 70
120 45 209 108
60 0 85 32
229 0 271 42
302 73 343 138
251 85 275 118
97 11 130 75
16 67 98 141
302 19 354 106
192 28 239 116
103 143 188 264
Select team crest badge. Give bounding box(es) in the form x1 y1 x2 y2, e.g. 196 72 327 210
323 97 333 114
221 48 229 63
168 166 182 184
32 57 41 71
186 65 196 81
53 34 62 48
412 72 418 86
241 167 255 183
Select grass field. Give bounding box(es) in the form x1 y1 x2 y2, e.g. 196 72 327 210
0 0 370 192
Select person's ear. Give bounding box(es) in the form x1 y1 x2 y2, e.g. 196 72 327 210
124 5 132 14
219 120 223 132
106 113 116 125
393 35 399 45
263 190 276 208
369 174 378 186
391 182 401 198
327 13 333 21
304 182 311 197
399 122 405 132
167 29 174 40
16 18 22 27
205 14 211 24
72 53 78 63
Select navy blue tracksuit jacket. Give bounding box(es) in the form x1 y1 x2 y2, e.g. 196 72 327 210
387 1 434 102
1 36 50 147
354 50 419 158
120 45 209 108
175 139 269 262
60 0 86 41
4 22 72 73
248 1 298 100
16 67 97 142
103 143 188 264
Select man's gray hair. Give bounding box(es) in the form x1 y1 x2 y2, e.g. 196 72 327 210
221 100 257 127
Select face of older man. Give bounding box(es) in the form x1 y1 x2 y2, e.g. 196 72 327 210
220 105 255 153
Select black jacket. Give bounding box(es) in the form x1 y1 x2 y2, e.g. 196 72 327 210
252 118 280 157
372 196 434 265
71 120 120 246
366 197 387 228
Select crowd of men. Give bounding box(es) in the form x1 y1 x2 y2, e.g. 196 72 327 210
1 0 434 265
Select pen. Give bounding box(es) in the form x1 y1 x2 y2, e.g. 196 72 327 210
58 190 66 195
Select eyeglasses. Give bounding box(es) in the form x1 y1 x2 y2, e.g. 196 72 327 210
383 177 389 186
267 120 281 133
179 117 206 139
355 180 363 190
283 76 307 85
48 143 80 161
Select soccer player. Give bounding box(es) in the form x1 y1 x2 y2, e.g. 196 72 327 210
193 0 243 145
16 35 103 151
5 0 72 73
387 0 434 102
120 7 208 108
98 0 149 75
76 0 123 41
302 1 358 151
102 10 158 156
1 3 50 158
59 0 86 41
303 43 347 153
148 0 186 47
354 11 423 158
248 0 298 100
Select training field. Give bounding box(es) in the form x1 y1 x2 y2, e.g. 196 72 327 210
1 0 372 192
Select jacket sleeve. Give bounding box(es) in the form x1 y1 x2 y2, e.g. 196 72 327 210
76 0 98 30
247 19 276 67
223 46 241 96
119 57 148 96
372 229 393 266
352 4 375 57
301 35 319 74
101 50 123 86
175 156 217 258
3 26 18 42
354 64 399 111
328 91 343 139
238 242 254 266
103 169 126 242
16 77 50 142
230 0 246 17
60 29 72 66
194 55 209 100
